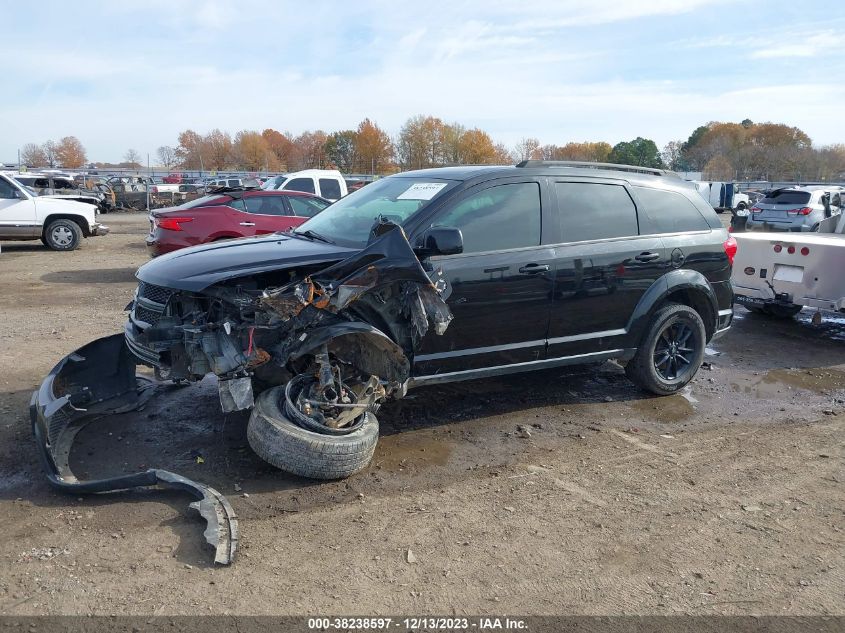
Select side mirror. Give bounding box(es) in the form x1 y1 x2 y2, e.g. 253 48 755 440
416 226 463 257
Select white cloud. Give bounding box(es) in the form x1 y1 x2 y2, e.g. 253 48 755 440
750 31 834 58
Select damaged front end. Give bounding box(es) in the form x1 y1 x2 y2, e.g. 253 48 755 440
30 220 451 564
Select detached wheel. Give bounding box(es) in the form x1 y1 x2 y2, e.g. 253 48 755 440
247 385 379 480
44 219 82 251
626 303 706 395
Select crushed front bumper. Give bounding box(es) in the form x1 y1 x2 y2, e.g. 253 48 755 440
91 223 110 236
29 333 238 565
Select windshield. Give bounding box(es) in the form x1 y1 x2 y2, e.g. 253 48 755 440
261 175 286 190
295 176 458 247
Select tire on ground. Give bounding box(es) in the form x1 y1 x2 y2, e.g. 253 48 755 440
43 219 83 251
625 302 707 396
247 385 379 480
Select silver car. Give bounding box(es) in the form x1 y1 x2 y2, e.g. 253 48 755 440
745 186 844 232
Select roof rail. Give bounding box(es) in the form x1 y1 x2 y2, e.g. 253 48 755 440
515 160 679 178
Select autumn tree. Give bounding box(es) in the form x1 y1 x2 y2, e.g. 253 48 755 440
703 155 734 181
456 128 499 164
354 118 393 173
157 146 177 169
55 136 87 168
176 130 208 169
545 141 612 162
396 115 448 170
661 140 687 171
262 129 294 170
124 149 142 167
609 137 663 168
205 129 233 170
20 143 48 167
233 130 279 171
290 131 328 170
325 130 358 172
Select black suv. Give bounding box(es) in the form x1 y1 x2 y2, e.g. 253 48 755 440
32 161 734 543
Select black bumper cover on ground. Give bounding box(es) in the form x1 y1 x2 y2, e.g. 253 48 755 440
29 333 238 564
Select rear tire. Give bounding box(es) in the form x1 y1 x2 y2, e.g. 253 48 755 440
44 219 82 251
625 303 707 395
247 385 379 480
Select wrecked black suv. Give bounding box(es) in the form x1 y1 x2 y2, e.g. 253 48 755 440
31 161 734 563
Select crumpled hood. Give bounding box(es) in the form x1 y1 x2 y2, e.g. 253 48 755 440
137 233 358 292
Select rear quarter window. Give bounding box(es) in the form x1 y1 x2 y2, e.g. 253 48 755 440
284 178 316 194
554 182 638 242
319 178 342 199
634 186 711 234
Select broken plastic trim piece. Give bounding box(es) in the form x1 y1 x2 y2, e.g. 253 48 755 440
29 333 238 565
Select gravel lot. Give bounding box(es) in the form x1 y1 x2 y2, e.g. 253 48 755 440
0 213 843 616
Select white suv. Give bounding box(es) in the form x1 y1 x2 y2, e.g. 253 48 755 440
0 174 108 250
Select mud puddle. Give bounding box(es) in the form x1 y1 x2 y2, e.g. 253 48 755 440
373 429 455 472
627 393 696 423
733 367 845 398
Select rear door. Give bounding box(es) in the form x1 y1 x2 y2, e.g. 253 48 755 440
241 195 295 234
413 178 556 375
545 179 667 359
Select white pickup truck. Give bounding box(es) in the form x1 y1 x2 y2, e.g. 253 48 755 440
0 173 108 250
731 195 845 318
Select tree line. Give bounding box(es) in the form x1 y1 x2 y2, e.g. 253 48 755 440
18 117 845 181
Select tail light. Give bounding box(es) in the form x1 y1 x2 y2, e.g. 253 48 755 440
751 206 762 213
801 246 810 256
155 216 194 231
773 244 782 253
787 246 795 254
723 236 737 265
786 207 812 216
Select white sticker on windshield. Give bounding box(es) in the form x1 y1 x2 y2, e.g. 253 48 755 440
397 182 448 200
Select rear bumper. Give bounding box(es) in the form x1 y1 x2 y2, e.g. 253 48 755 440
145 235 184 257
30 333 237 564
745 218 813 232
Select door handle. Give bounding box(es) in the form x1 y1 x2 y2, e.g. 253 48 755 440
634 252 660 262
519 263 550 274
239 222 255 226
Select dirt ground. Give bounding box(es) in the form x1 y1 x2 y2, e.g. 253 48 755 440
0 214 842 616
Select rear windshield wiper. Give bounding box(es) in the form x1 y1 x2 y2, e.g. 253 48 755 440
291 229 335 244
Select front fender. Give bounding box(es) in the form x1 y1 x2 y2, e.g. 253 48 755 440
290 322 410 384
626 270 719 341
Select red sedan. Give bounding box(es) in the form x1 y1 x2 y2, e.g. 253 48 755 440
146 189 331 256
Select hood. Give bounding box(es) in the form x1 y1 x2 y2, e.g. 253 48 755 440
34 196 96 216
137 233 358 292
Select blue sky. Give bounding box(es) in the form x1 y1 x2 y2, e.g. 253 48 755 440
3 0 844 163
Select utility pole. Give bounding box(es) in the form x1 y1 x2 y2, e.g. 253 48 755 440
146 153 151 211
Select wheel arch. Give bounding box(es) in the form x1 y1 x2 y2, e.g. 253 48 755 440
627 270 719 342
289 321 410 384
42 213 91 238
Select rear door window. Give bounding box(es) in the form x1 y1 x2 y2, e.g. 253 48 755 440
633 186 710 234
244 196 288 215
284 178 316 194
319 178 342 199
554 182 638 242
432 182 541 254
